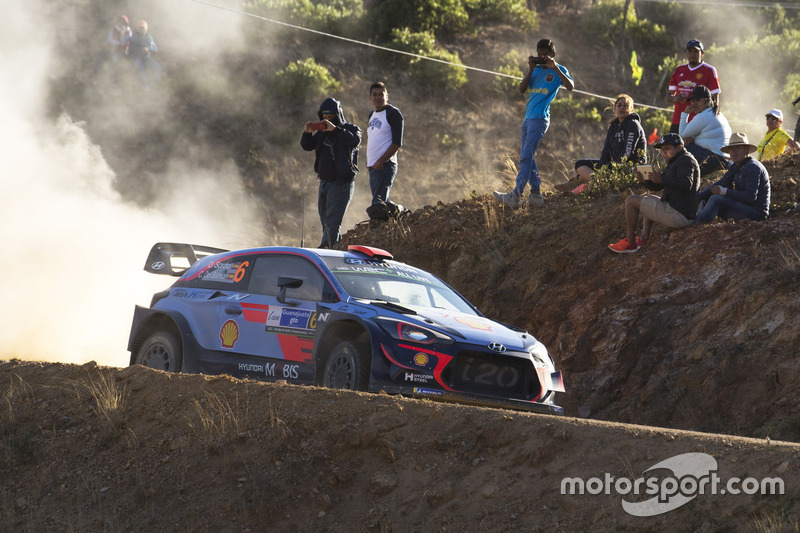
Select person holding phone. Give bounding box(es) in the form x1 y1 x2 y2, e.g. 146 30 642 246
493 38 573 209
301 97 362 248
608 133 700 253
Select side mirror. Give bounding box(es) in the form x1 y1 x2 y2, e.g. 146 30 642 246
277 277 303 307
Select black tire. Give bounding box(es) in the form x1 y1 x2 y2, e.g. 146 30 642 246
135 331 182 372
322 340 371 391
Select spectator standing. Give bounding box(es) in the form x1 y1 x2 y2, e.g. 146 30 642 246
695 133 771 224
366 82 404 218
678 85 731 175
128 20 161 89
93 15 131 80
300 97 362 249
572 94 647 194
608 133 700 254
667 40 721 134
494 38 573 208
756 109 800 161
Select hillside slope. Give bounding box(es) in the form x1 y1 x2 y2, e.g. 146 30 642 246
342 152 800 442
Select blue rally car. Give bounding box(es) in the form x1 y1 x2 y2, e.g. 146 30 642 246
128 243 565 414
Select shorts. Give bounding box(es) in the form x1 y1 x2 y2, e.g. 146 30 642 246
639 195 691 228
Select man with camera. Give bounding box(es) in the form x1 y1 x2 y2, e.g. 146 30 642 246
493 38 573 209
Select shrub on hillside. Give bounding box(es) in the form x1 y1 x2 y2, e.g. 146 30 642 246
491 51 525 97
465 0 537 32
389 28 468 90
273 58 341 104
246 0 364 35
370 0 472 40
581 0 670 53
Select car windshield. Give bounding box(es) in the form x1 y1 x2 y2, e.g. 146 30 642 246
322 257 478 315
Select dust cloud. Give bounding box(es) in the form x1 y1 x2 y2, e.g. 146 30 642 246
0 0 260 367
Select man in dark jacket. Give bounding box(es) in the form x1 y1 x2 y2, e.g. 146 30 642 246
301 97 361 248
609 133 701 253
694 132 770 224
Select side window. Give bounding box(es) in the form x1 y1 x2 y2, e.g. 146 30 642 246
249 255 334 302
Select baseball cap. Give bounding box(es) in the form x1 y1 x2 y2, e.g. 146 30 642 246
689 85 711 100
765 109 784 121
653 133 684 149
686 39 704 51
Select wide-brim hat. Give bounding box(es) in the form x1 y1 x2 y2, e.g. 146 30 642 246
721 132 757 154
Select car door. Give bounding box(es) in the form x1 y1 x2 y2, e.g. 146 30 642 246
218 253 335 382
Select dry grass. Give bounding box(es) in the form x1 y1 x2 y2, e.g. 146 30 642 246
80 370 128 441
190 389 251 453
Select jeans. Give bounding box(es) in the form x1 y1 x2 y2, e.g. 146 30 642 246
132 55 161 88
369 162 397 205
685 143 730 175
318 180 354 248
694 194 764 224
515 118 549 195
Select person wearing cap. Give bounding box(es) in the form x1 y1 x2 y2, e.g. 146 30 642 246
301 97 362 248
695 133 771 224
609 133 701 253
678 84 731 175
756 109 800 161
493 38 573 209
667 39 721 134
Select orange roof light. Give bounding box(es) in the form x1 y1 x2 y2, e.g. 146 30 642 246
347 245 393 260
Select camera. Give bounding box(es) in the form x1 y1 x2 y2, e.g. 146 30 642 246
529 56 547 65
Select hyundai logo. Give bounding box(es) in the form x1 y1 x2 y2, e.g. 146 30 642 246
151 261 166 270
488 342 506 353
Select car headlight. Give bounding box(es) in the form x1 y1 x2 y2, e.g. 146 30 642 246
376 318 454 345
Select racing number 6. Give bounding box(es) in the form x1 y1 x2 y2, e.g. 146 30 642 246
234 261 250 283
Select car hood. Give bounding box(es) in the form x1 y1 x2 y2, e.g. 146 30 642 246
413 308 530 351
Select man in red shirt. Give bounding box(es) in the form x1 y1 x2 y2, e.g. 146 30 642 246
667 39 720 134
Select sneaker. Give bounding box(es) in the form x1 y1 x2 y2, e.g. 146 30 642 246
608 237 639 254
571 183 588 195
492 190 520 209
526 192 544 208
636 237 645 248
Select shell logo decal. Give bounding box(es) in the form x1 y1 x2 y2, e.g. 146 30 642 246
220 320 239 349
413 353 429 366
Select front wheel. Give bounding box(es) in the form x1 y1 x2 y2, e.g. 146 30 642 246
322 340 371 391
135 331 182 372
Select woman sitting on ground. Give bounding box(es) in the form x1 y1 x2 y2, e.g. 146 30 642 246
757 108 800 161
572 94 647 194
678 85 731 175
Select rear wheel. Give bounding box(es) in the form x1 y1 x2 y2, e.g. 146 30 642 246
135 331 182 372
322 340 371 391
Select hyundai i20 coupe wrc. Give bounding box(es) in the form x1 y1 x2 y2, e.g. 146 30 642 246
128 243 565 414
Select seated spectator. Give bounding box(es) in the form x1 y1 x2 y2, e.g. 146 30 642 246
679 85 731 175
128 20 161 89
608 133 701 253
695 133 770 224
756 109 800 161
572 94 647 194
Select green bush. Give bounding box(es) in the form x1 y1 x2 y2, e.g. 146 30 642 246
389 28 468 90
371 0 472 40
273 58 341 104
246 0 364 35
491 51 525 97
550 95 603 123
581 0 670 51
464 0 537 32
583 157 645 198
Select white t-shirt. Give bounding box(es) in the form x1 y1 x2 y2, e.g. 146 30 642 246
367 105 404 166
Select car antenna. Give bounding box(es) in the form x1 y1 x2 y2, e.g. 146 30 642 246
300 195 305 247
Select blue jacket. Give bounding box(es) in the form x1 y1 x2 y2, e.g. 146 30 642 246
699 157 771 219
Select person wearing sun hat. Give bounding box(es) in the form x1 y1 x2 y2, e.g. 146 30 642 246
756 109 800 161
694 132 771 224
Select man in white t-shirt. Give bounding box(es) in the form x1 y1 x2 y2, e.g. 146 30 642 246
366 82 404 216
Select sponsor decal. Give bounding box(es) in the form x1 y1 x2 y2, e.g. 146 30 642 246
201 261 248 284
561 452 784 517
404 372 434 383
151 261 165 271
238 363 263 373
413 387 443 396
264 362 300 379
220 320 239 349
454 315 493 331
413 353 429 366
265 307 316 336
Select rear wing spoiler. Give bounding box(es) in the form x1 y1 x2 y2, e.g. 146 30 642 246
144 242 228 277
